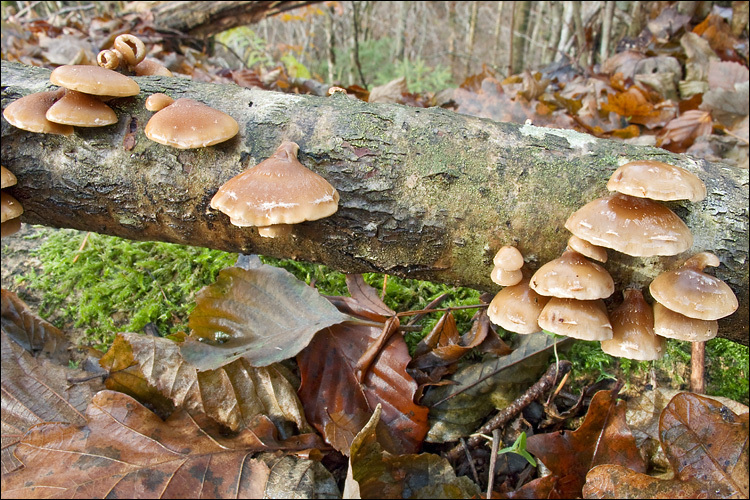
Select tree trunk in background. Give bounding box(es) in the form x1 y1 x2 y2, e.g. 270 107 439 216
492 2 504 71
2 60 748 345
557 1 574 55
125 1 320 38
599 1 614 64
628 1 644 38
464 2 479 78
545 2 563 65
447 1 459 82
325 4 336 84
393 1 409 62
571 1 587 66
511 1 530 75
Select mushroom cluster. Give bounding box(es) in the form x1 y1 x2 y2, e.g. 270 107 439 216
1 166 22 237
210 141 339 237
96 34 172 77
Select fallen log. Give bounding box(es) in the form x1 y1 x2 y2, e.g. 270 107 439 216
2 60 747 344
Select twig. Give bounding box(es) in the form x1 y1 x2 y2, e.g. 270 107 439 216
690 341 706 393
445 360 572 463
71 231 91 264
461 437 481 486
487 429 501 499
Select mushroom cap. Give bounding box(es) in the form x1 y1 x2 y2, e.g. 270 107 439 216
600 289 666 360
1 166 17 189
134 59 173 77
145 93 175 112
145 98 239 149
487 279 550 334
529 249 614 300
653 302 718 342
45 90 117 127
538 298 613 341
1 217 22 238
113 34 146 67
1 192 23 223
490 267 523 287
564 192 693 257
649 252 738 320
567 234 608 263
493 246 524 270
607 160 707 202
50 65 140 97
2 89 74 135
210 141 339 228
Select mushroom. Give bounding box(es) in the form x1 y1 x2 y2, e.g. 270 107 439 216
113 34 146 68
210 141 339 237
1 217 21 238
564 192 693 257
649 252 738 321
1 166 17 189
487 278 550 334
1 192 23 223
144 97 239 149
607 160 707 202
144 93 174 112
49 65 140 97
134 59 173 77
97 48 123 71
653 302 718 342
45 90 117 127
567 234 607 263
2 88 74 136
490 245 524 286
529 249 614 300
600 289 666 360
537 298 613 341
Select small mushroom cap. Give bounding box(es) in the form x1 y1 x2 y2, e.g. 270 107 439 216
493 246 524 270
600 289 666 360
564 192 693 257
1 192 23 223
490 266 523 287
567 234 607 263
1 217 22 238
145 93 175 112
653 302 718 342
1 166 17 189
113 34 146 67
2 89 74 135
538 298 613 341
488 279 550 334
45 90 117 127
134 59 173 77
529 249 614 300
50 65 140 97
649 252 738 320
210 141 339 228
607 160 707 202
145 98 239 149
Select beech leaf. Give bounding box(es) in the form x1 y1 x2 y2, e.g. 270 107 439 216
181 265 351 371
2 390 337 499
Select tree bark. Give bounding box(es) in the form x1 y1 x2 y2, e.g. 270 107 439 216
124 1 320 38
2 60 748 345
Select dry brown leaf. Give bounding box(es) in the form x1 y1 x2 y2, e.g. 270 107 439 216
657 109 713 151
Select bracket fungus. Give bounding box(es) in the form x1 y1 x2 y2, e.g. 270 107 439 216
50 65 140 98
144 97 239 149
210 141 339 237
45 90 117 127
529 249 614 301
537 298 613 341
487 278 550 334
600 289 666 360
607 160 707 202
2 88 73 135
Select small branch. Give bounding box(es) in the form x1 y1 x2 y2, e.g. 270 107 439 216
690 341 706 394
445 360 572 463
487 429 501 498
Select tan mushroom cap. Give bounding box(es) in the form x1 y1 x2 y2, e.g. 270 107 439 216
145 93 175 112
493 246 524 270
50 65 140 97
210 141 339 235
567 234 607 263
601 289 665 360
134 59 173 77
46 90 117 127
1 192 23 223
1 217 22 238
649 252 738 321
564 192 693 257
488 279 550 334
538 298 613 341
145 98 239 149
113 34 146 67
607 160 707 202
530 249 614 300
2 89 74 135
653 302 718 342
490 267 523 287
1 167 17 189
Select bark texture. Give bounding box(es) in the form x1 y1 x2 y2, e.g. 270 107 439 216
124 1 320 37
1 60 748 344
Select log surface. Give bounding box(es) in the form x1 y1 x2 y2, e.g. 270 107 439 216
2 60 748 344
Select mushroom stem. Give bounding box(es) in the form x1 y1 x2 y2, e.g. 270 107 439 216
690 341 706 394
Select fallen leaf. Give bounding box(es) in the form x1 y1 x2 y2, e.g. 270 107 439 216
2 390 336 498
181 264 352 371
1 289 69 362
656 109 713 151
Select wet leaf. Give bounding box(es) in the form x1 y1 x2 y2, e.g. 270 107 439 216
101 332 313 435
526 388 647 499
297 316 428 456
348 405 480 499
2 391 336 498
1 289 69 362
181 265 351 371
